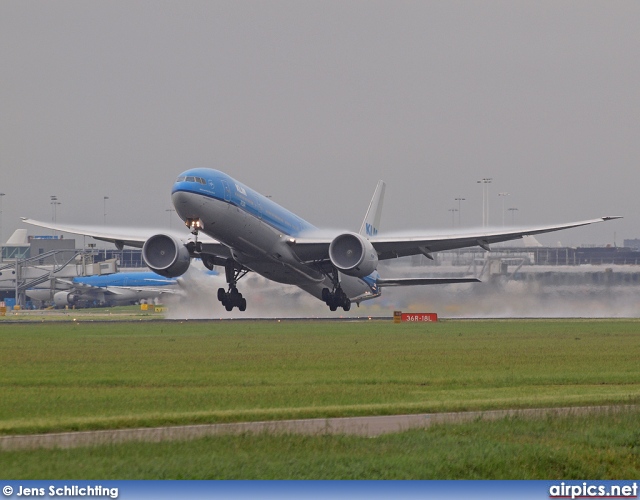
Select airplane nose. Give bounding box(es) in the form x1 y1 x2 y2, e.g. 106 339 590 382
171 191 196 220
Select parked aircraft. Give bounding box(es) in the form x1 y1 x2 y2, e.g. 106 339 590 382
23 168 621 312
26 272 179 307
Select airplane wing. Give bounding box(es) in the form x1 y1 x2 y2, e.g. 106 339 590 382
79 284 182 296
371 217 621 260
54 278 180 294
20 218 232 261
376 277 480 287
290 217 621 262
21 218 156 248
104 286 182 295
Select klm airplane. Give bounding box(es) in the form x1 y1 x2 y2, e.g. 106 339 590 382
23 168 621 312
27 272 181 308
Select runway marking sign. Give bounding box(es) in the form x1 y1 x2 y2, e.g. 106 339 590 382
394 311 438 323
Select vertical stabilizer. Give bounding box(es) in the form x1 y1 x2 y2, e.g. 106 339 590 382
5 229 29 246
359 181 386 238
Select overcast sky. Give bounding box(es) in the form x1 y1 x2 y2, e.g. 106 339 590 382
1 1 638 247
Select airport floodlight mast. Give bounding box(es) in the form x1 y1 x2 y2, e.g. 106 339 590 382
448 208 458 228
103 196 109 225
509 207 519 224
0 192 5 244
166 208 176 228
477 178 492 227
498 192 510 226
455 197 465 227
50 196 61 222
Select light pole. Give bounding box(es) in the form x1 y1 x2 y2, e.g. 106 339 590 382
508 207 518 224
454 197 465 227
50 196 61 236
476 178 492 227
166 208 176 229
103 196 109 225
498 192 509 226
0 192 5 244
448 208 458 228
50 196 61 223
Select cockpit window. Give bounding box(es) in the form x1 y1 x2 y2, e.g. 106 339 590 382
176 175 207 184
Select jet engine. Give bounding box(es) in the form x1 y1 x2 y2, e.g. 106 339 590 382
53 291 78 308
328 232 378 278
142 234 191 278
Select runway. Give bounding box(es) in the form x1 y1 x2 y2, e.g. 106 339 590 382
1 405 636 451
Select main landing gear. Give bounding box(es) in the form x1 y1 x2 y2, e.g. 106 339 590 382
322 287 351 312
319 265 352 312
218 259 248 311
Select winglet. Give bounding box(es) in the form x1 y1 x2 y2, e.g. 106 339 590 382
359 180 386 238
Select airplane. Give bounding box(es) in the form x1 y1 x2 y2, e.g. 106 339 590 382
22 168 621 312
26 268 219 308
25 271 182 308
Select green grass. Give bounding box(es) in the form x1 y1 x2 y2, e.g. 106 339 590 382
0 319 639 435
2 408 639 479
0 305 161 322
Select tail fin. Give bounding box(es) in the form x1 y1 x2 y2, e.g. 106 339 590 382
5 229 29 246
359 180 385 238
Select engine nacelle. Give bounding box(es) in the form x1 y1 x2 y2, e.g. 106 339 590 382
53 291 78 308
142 234 191 278
329 232 378 278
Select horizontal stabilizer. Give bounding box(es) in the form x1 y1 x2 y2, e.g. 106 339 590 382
377 277 480 287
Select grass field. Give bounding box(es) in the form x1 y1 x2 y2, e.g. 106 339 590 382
0 305 162 322
1 318 639 479
2 407 639 479
0 319 639 435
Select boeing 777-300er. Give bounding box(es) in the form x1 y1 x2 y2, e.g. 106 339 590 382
22 168 621 312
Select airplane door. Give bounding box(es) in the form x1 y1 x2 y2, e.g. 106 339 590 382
222 180 231 202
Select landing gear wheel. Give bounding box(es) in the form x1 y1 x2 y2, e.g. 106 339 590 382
217 259 250 311
323 285 352 312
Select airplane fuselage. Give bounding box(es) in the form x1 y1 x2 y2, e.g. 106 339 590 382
171 169 380 304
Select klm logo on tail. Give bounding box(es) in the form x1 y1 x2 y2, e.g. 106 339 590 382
365 223 378 237
359 180 386 239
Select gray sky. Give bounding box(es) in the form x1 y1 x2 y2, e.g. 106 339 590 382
1 1 638 247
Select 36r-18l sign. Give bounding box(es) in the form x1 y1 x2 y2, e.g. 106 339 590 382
400 313 438 322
